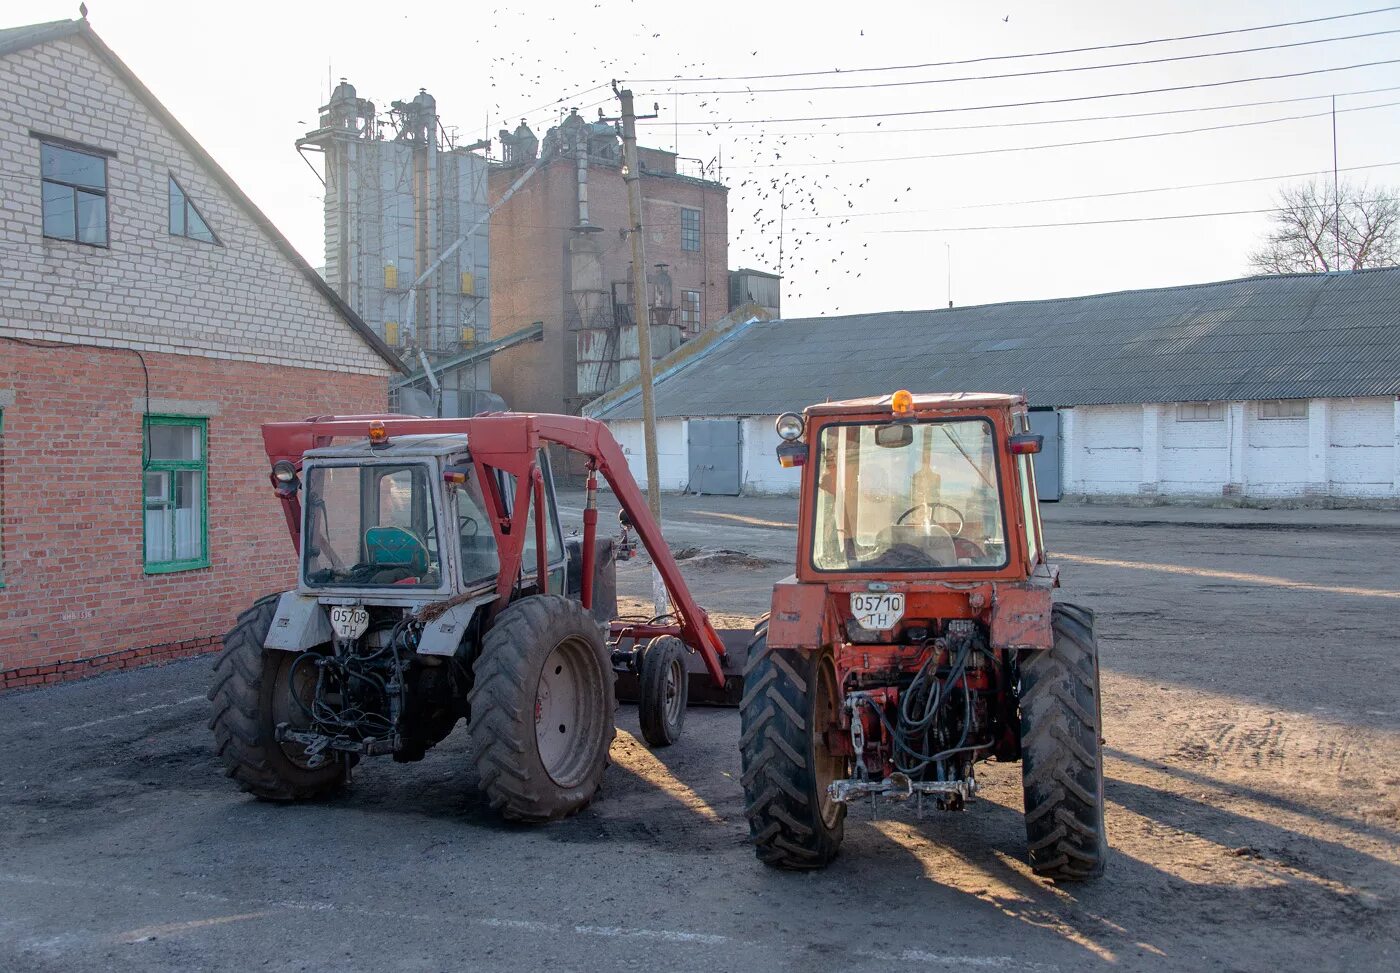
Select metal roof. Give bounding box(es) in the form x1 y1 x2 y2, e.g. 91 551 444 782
591 268 1400 420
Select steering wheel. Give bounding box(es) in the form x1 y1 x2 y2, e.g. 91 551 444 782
896 501 966 535
459 515 480 540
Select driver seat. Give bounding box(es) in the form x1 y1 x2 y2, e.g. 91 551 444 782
874 524 957 567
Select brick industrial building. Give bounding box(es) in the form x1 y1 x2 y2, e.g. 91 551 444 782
489 111 730 416
0 18 403 690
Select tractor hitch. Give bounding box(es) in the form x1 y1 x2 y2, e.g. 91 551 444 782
827 771 977 806
276 724 400 766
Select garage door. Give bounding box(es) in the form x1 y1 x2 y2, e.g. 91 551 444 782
688 419 741 495
1029 410 1062 501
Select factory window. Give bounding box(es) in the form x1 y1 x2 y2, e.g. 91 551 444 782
39 140 108 246
168 176 219 245
1259 399 1307 420
681 290 702 334
143 416 209 574
681 207 701 252
1177 402 1223 422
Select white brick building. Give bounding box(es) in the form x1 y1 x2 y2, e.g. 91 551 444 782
587 271 1400 505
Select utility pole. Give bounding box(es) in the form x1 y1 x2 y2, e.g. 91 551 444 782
1332 94 1341 271
614 83 668 614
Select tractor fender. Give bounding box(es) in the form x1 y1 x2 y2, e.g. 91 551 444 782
263 591 333 653
766 580 831 650
416 594 495 657
989 583 1055 651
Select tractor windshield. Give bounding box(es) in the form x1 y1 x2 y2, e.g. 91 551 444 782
302 463 442 588
811 419 1008 572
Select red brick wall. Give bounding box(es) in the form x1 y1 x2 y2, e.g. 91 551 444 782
489 157 729 416
0 342 387 690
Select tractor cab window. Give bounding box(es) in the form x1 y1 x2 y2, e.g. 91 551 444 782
454 475 500 584
303 463 441 588
812 419 1008 572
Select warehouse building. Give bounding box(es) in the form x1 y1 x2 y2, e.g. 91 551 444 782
0 18 404 689
586 269 1400 504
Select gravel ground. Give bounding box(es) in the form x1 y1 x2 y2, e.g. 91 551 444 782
1 493 1397 973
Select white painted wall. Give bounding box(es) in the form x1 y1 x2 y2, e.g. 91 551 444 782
605 396 1399 502
1063 396 1399 501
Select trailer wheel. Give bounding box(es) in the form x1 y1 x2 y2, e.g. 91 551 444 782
1018 602 1108 880
468 594 616 822
638 636 688 748
207 593 349 801
740 630 847 869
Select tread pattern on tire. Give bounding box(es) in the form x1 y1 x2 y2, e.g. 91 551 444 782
1019 601 1107 880
638 636 687 748
739 631 844 870
207 593 344 802
467 594 615 823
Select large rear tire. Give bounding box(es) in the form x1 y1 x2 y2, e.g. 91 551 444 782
468 594 615 822
207 593 348 801
638 636 687 748
739 629 847 869
1018 602 1108 880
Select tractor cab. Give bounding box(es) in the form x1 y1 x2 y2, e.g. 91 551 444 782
295 433 564 602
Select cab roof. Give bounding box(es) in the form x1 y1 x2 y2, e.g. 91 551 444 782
304 433 470 460
803 391 1025 418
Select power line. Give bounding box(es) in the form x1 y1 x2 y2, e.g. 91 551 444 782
780 160 1400 220
629 5 1400 84
721 83 1400 138
639 58 1400 127
648 28 1400 98
727 100 1400 169
866 199 1400 235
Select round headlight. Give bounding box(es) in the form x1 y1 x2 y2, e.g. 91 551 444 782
272 460 298 483
775 412 805 442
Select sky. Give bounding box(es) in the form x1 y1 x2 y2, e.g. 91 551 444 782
18 0 1400 317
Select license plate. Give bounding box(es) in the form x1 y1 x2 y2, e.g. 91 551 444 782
329 606 370 640
850 592 905 630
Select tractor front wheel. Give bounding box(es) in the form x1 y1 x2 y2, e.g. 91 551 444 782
468 595 616 822
208 593 349 801
739 629 847 869
1018 602 1108 880
638 636 688 747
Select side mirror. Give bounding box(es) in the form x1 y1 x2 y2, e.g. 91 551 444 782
1009 433 1043 455
618 508 633 529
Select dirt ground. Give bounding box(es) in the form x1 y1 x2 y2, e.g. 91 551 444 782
1 491 1397 972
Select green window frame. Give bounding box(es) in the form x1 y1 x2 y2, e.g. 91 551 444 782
143 415 209 573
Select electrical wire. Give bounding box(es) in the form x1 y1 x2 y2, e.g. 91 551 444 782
647 28 1400 98
639 58 1400 127
629 5 1400 83
721 82 1400 138
727 100 1400 169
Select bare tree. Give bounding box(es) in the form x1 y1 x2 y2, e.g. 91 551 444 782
1249 179 1400 275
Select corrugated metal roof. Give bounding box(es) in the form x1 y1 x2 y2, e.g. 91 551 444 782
591 269 1400 420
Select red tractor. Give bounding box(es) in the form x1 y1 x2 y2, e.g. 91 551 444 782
209 413 742 821
740 391 1106 880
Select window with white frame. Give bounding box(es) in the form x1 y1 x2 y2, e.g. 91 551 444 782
1177 402 1224 422
1258 399 1307 420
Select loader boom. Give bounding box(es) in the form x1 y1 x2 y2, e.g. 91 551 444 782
261 412 729 687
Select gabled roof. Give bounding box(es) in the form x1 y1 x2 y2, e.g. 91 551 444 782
590 268 1400 420
0 18 407 374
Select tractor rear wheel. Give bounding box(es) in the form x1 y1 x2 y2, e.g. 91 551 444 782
1018 602 1108 880
468 594 615 822
740 628 847 869
638 636 688 748
207 593 349 801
